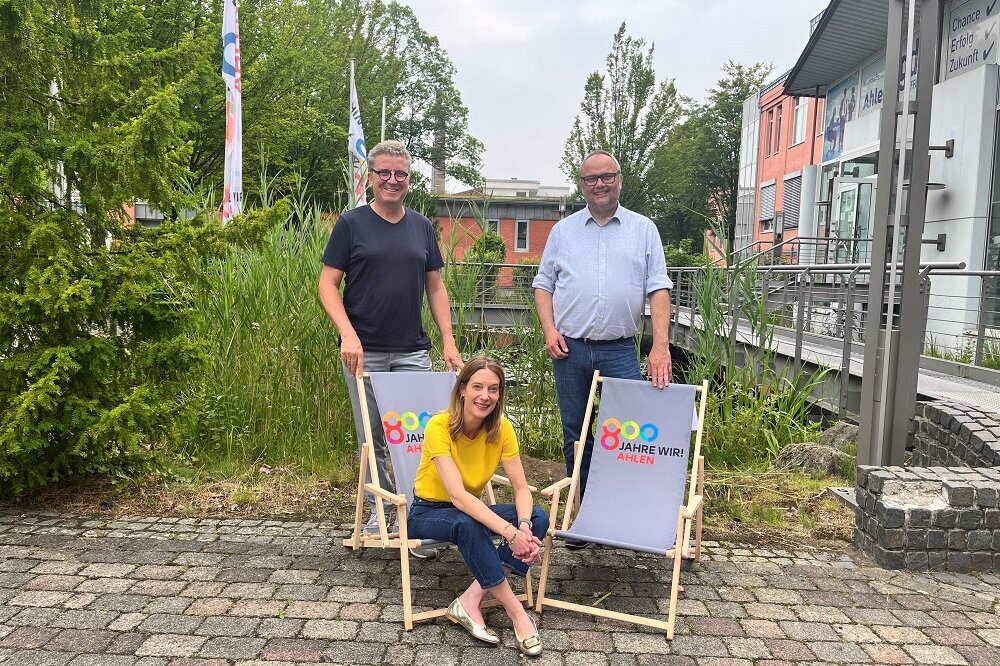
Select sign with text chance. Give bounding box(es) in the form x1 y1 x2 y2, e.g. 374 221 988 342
946 0 1000 80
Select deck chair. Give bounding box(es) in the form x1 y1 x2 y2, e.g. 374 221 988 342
341 371 534 630
534 372 708 639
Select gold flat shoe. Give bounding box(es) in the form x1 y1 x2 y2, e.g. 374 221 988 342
514 619 542 657
445 598 499 645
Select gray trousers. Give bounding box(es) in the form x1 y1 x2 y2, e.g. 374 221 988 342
342 350 433 511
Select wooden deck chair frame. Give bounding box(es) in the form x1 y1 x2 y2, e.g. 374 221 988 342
533 371 708 639
341 373 535 630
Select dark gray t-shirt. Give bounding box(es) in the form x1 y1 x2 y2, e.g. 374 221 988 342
322 205 444 352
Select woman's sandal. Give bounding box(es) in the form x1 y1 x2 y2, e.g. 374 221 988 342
513 617 542 657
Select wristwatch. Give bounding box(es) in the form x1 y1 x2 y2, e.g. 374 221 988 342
518 518 533 530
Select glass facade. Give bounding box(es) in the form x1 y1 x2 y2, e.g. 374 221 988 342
734 92 761 259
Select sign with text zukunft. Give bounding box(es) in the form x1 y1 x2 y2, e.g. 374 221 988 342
945 0 1000 80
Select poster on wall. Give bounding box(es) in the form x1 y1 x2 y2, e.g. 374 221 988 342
822 73 859 163
945 0 1000 80
859 57 886 116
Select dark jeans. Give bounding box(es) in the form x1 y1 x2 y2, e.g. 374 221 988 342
553 336 642 499
407 499 549 589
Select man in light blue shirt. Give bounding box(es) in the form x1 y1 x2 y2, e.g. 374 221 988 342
533 150 673 545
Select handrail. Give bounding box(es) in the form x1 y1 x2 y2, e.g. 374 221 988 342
739 236 869 267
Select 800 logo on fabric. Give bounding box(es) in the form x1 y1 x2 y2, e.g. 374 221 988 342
600 417 683 466
382 411 431 453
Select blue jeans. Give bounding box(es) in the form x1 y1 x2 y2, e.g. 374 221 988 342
407 499 549 589
553 336 642 499
343 350 433 507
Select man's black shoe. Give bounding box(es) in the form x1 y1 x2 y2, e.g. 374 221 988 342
564 539 590 550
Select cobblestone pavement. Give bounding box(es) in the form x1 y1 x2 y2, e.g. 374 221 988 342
1 510 998 665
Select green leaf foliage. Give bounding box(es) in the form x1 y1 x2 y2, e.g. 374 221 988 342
0 201 286 496
652 61 773 253
561 22 682 215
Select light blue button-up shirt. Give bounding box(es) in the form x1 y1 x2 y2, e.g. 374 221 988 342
532 204 673 340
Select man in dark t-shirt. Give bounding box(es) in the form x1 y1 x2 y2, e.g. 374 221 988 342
319 140 463 546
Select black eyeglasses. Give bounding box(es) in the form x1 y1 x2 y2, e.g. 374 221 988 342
371 169 410 182
580 171 620 186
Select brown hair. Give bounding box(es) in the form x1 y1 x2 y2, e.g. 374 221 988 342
447 356 507 444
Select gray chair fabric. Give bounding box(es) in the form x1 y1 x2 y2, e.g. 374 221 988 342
368 371 455 507
554 378 698 554
368 371 455 547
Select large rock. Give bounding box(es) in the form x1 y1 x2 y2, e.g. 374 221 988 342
818 421 859 453
774 443 853 476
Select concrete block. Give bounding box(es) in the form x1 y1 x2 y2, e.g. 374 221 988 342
908 507 931 528
947 551 972 572
926 529 946 550
928 550 948 570
973 482 999 508
874 547 905 570
931 508 957 529
958 508 983 530
904 550 929 569
878 526 905 550
943 481 975 507
876 503 905 529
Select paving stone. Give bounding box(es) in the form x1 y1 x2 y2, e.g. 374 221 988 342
0 626 60 649
135 634 208 658
863 643 916 664
4 509 1000 666
139 614 203 634
903 644 971 665
260 638 327 661
808 640 870 662
197 636 266 659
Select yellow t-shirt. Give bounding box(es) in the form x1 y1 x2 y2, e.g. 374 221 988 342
412 412 519 502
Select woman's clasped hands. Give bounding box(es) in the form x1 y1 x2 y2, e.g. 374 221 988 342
507 523 543 564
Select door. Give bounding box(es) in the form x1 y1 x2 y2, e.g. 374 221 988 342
832 175 876 264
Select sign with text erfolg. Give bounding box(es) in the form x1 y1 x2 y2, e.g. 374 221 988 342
946 0 1000 80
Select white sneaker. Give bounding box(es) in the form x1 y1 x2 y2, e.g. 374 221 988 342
409 545 439 559
362 508 395 536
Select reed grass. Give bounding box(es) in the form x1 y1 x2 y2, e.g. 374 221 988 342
181 202 353 477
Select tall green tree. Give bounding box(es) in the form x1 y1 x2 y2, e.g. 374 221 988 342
653 61 773 255
561 22 682 215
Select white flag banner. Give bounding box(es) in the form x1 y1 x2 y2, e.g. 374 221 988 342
348 63 368 208
221 0 243 222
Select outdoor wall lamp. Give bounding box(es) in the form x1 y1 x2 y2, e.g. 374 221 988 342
928 138 955 158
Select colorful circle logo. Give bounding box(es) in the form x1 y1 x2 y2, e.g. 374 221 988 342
383 411 431 445
600 418 659 450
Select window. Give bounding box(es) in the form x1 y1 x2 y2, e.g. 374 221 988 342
486 219 499 235
765 109 774 157
515 219 529 252
759 183 776 223
791 97 808 145
783 176 802 228
774 104 783 154
516 191 528 197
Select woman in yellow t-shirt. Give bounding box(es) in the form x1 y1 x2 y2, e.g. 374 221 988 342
408 356 548 657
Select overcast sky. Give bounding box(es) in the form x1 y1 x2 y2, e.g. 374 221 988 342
398 0 830 189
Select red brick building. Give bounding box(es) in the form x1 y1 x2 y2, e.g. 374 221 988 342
433 192 584 264
750 74 825 263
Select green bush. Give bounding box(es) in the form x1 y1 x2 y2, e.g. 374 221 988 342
0 204 281 496
462 230 506 299
512 259 539 304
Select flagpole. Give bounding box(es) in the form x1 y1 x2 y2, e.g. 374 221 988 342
381 96 386 142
